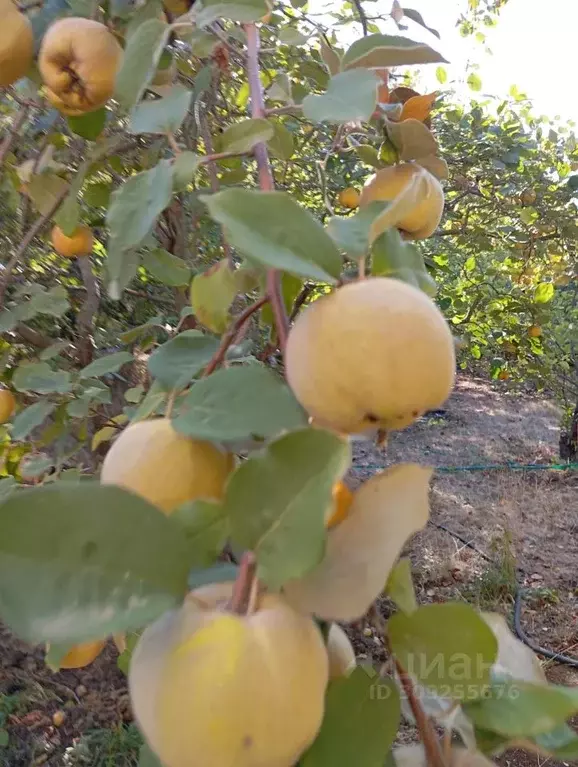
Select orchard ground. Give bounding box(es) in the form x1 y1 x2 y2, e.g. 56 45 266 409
0 375 576 767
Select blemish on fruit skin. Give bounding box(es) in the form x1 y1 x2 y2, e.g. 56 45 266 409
365 413 379 424
242 735 253 750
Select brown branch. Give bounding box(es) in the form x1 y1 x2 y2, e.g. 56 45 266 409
395 659 447 767
289 283 314 322
75 257 100 368
0 106 29 166
351 0 369 35
13 323 53 349
244 22 289 352
202 296 268 377
0 187 69 307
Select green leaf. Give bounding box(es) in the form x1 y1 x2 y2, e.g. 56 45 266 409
467 72 482 92
389 603 498 700
227 427 351 589
0 484 191 644
194 0 268 25
139 743 164 767
173 363 307 442
130 85 192 134
303 69 378 124
107 161 174 252
278 26 308 45
67 108 106 141
172 499 228 568
0 477 17 503
187 562 239 591
114 19 170 111
39 341 71 361
189 260 237 334
341 34 446 70
301 669 400 767
219 118 274 154
327 201 389 259
371 230 437 296
173 152 200 192
355 145 382 169
107 244 141 301
12 363 72 394
201 189 342 282
319 35 341 75
84 180 112 209
147 330 219 389
0 729 8 748
19 454 53 478
11 402 56 441
532 724 578 759
26 173 69 217
53 194 80 236
534 282 555 304
436 66 447 84
188 28 221 58
401 8 440 38
267 120 295 160
384 558 417 614
28 285 70 318
79 352 133 379
142 248 191 287
464 678 578 737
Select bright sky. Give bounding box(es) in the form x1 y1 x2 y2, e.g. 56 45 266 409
309 0 578 126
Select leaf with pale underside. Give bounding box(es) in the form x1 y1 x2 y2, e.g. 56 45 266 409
284 464 431 621
341 34 446 71
302 69 378 124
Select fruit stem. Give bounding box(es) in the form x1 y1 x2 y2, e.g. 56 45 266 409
202 296 268 377
228 551 258 615
244 22 289 353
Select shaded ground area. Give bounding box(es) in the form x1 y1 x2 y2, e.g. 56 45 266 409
0 376 576 766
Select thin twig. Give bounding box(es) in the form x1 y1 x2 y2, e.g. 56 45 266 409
351 0 369 35
244 22 290 352
202 295 268 377
200 109 233 266
0 106 29 165
0 186 69 307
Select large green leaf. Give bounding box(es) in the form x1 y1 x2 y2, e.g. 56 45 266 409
384 558 417 615
267 120 295 160
12 363 72 394
219 118 274 154
173 363 307 441
389 603 498 701
67 108 106 141
327 201 389 259
371 230 437 296
190 260 238 334
172 499 228 568
301 669 400 767
464 678 578 737
147 331 219 389
11 402 57 441
534 282 555 304
227 428 351 589
107 161 174 253
303 69 378 124
79 352 134 379
115 18 170 111
142 248 191 287
201 189 342 282
341 34 446 70
194 0 268 25
130 85 192 135
0 484 191 644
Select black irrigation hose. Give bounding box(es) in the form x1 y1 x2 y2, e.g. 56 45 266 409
429 521 578 669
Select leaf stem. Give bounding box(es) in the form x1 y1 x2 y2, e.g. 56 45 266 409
244 22 289 353
228 551 258 615
202 295 268 377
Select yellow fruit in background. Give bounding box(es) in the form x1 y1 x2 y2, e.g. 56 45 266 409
497 371 509 381
520 188 537 206
327 623 356 679
285 278 455 435
0 0 34 87
528 325 542 338
53 639 106 669
163 0 192 16
51 225 94 258
359 163 444 239
0 389 16 423
39 18 123 116
337 187 360 209
101 419 234 515
130 582 328 767
326 481 353 529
